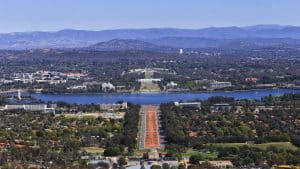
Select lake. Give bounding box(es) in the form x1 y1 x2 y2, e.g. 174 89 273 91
27 88 299 105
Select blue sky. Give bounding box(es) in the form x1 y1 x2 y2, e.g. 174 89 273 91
0 0 299 33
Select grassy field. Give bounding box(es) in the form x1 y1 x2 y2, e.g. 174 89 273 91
140 82 161 92
207 142 298 151
140 86 161 92
133 148 217 160
81 147 104 154
134 149 165 156
182 149 218 159
58 113 100 119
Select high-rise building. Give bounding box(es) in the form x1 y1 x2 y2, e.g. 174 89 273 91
17 89 22 100
179 49 184 54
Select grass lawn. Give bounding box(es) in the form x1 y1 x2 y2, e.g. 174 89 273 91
140 87 161 92
140 82 161 92
58 113 100 119
134 149 166 156
207 142 298 151
182 149 218 159
81 146 104 154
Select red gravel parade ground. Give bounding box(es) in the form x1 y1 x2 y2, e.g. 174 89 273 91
144 106 160 149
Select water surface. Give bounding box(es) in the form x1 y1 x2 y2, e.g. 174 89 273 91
28 88 299 104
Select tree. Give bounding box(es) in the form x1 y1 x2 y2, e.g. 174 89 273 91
112 163 119 169
0 95 6 106
162 163 170 169
188 162 216 169
178 163 185 169
97 162 110 169
189 154 204 164
198 161 217 169
151 165 162 169
118 156 127 167
103 147 122 156
291 136 300 147
187 165 199 169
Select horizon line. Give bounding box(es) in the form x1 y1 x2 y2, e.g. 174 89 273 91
0 24 299 34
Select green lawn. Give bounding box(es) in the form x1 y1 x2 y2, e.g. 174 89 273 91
182 149 218 159
207 142 298 151
140 82 161 92
59 113 100 119
81 147 104 154
140 86 161 92
134 149 165 156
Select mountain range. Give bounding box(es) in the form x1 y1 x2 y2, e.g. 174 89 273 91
1 25 300 50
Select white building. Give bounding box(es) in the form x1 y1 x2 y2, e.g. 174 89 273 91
166 81 178 87
200 161 233 168
67 85 87 90
210 81 232 89
4 104 56 113
100 102 128 110
138 79 161 83
179 49 184 54
99 112 125 119
102 82 115 91
174 102 201 109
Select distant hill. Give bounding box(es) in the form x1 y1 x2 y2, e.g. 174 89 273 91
145 37 300 48
1 25 300 49
88 39 175 51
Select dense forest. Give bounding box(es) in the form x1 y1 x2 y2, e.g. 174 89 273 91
0 102 140 168
160 94 300 166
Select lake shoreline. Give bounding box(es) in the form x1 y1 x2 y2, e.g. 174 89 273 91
26 88 299 105
30 87 300 96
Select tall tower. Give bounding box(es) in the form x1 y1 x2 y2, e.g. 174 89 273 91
179 48 184 55
17 89 22 101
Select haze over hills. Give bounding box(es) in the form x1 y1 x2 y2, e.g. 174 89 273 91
1 25 300 50
88 39 176 52
145 37 300 49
